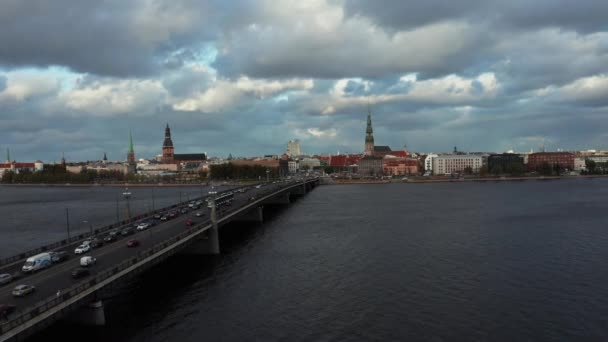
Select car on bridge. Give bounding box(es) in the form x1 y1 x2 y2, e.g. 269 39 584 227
153 214 162 219
160 215 168 221
0 273 12 285
121 227 135 236
71 268 90 279
127 239 140 248
195 212 203 217
0 304 16 320
185 219 194 226
80 256 96 267
136 222 150 231
89 238 103 248
74 244 91 254
12 284 35 297
51 251 69 263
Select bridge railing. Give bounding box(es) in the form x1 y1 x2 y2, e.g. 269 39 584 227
0 195 216 268
0 218 214 336
0 180 319 336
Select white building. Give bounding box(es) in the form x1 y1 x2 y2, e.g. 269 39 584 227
432 155 483 175
287 140 301 157
587 155 608 163
424 154 438 173
298 158 320 170
574 157 586 171
288 160 298 174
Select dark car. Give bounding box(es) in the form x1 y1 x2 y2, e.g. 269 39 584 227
0 304 16 320
71 268 90 279
168 212 177 219
180 208 188 214
153 214 161 219
51 251 69 263
89 238 103 248
103 234 117 243
185 219 194 226
127 239 140 248
121 227 135 236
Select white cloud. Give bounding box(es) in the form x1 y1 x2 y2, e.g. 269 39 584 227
173 76 313 112
60 79 167 116
0 72 59 102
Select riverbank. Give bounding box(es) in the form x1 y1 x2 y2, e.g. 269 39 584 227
0 180 260 187
322 174 608 184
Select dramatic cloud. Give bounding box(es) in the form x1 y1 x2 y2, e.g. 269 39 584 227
1 0 608 161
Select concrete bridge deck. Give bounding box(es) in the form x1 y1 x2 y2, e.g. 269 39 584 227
0 178 319 342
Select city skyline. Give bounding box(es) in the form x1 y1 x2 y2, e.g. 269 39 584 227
2 1 608 161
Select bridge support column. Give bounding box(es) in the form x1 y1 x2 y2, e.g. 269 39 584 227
206 203 220 254
234 206 264 223
263 192 290 205
73 300 106 326
291 184 307 196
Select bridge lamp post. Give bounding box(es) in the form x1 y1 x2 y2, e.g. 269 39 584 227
83 220 93 238
123 187 132 222
266 169 270 182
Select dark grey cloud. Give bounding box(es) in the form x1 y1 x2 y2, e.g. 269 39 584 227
0 0 216 77
1 0 608 161
344 0 608 33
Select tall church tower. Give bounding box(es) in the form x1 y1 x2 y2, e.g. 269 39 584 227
162 123 174 163
127 130 136 174
364 104 375 156
127 130 135 164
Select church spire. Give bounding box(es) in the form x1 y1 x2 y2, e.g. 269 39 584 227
129 130 134 154
6 148 10 163
127 130 136 165
364 103 375 156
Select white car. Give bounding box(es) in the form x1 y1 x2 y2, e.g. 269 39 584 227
136 222 150 231
80 256 97 267
195 212 203 217
74 244 91 254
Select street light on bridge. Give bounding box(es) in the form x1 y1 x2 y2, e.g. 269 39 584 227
123 187 132 222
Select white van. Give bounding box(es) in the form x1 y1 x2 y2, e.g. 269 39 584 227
80 256 97 267
22 253 52 273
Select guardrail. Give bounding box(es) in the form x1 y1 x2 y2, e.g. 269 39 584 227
0 217 214 337
0 191 236 268
0 180 318 339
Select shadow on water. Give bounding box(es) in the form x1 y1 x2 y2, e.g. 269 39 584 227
25 202 296 342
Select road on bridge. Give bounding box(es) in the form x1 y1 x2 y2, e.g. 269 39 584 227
0 180 305 322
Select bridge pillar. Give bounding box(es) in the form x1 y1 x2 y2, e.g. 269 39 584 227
263 192 290 205
291 184 307 196
73 300 106 326
234 206 264 223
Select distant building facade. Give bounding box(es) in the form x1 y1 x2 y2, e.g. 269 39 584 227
424 154 438 173
432 155 483 174
287 140 301 157
527 152 575 172
487 154 525 174
161 124 207 165
382 157 419 176
358 156 383 176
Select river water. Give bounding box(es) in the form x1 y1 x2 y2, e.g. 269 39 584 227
16 178 608 341
0 185 223 258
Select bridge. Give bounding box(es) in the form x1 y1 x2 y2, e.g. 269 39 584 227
0 178 319 342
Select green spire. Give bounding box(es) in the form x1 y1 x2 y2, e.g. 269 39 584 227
366 103 373 134
129 130 134 154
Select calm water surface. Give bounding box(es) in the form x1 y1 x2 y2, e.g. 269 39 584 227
21 179 608 341
0 185 219 258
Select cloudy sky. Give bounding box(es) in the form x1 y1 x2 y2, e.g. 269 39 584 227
2 0 608 161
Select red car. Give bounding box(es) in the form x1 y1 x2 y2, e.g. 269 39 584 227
185 219 194 226
127 239 140 248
